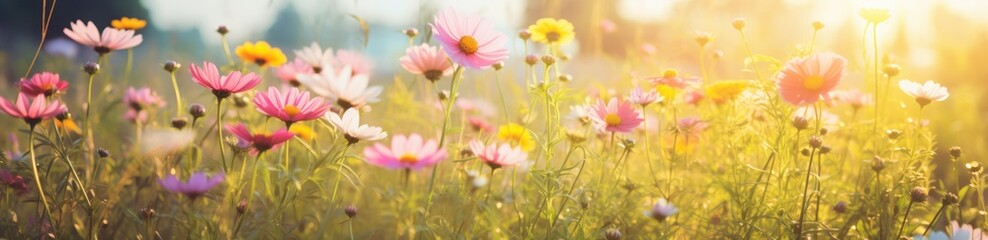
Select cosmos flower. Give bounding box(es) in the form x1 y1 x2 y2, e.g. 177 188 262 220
777 53 846 106
705 80 749 104
899 80 949 108
334 49 374 76
253 87 330 127
226 123 294 154
189 61 261 99
629 86 661 107
684 90 704 106
362 134 447 170
296 65 382 110
158 172 225 199
123 87 165 112
527 18 576 45
63 20 143 54
496 123 536 151
275 59 313 87
0 93 66 127
110 17 147 30
293 42 334 72
467 116 494 133
586 98 644 133
430 8 509 69
324 108 387 145
830 89 873 111
469 140 527 169
0 169 28 195
19 72 69 97
919 221 988 240
400 43 455 82
859 7 891 24
647 69 701 89
235 41 287 67
644 198 678 221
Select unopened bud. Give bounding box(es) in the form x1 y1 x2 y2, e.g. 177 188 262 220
345 205 358 218
171 117 188 130
871 156 885 172
809 136 823 149
887 129 901 140
403 28 418 38
525 54 539 65
518 30 531 40
943 193 959 205
950 146 962 159
911 187 928 203
792 117 809 130
438 90 450 101
558 74 572 83
189 104 206 118
731 18 747 30
882 64 901 77
812 21 825 30
237 199 248 214
832 201 847 213
139 208 156 220
84 62 100 75
234 95 249 108
98 148 111 158
216 25 229 35
492 62 504 71
541 55 557 66
605 229 622 240
163 61 181 73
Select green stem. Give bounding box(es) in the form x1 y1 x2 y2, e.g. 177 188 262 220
221 35 235 67
28 126 56 234
898 201 915 237
170 72 183 116
124 49 133 82
738 30 764 81
217 98 227 172
426 66 464 213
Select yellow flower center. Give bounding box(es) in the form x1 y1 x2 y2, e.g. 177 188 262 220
605 113 622 126
546 32 560 42
458 36 479 54
398 153 418 164
803 76 825 91
663 69 679 78
284 105 300 116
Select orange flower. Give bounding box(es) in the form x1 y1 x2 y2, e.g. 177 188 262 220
235 41 288 67
111 17 147 31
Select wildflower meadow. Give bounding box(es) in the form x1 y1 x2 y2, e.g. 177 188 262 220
1 0 988 239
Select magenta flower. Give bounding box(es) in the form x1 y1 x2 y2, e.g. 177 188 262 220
586 98 644 133
0 169 29 195
469 140 527 169
63 20 143 54
684 90 704 106
189 61 262 99
226 123 294 154
0 93 66 127
430 8 509 69
275 59 314 87
123 87 165 111
363 134 448 170
253 87 330 127
19 72 69 97
777 53 846 106
400 43 454 82
158 172 225 199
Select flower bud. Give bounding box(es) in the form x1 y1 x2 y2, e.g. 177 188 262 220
84 62 100 75
345 205 358 218
950 146 962 159
237 199 248 214
694 32 712 47
792 117 809 130
518 30 531 40
800 148 811 157
886 129 901 140
943 192 959 205
234 95 249 108
403 28 418 38
163 61 181 73
605 229 622 240
819 145 831 154
541 55 557 66
812 21 825 30
171 117 188 130
438 90 450 101
216 25 229 35
56 110 71 121
139 208 156 220
966 161 982 174
882 64 901 77
808 136 823 149
910 187 928 203
492 62 504 71
871 156 885 172
525 54 539 65
558 74 572 83
98 148 111 158
731 18 747 30
832 201 847 214
189 104 206 119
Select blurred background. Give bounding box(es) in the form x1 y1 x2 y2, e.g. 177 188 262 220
0 0 985 156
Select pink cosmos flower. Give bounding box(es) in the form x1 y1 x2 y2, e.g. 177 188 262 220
467 116 494 133
430 8 509 69
684 90 704 106
334 49 374 76
159 172 225 199
189 61 262 99
400 43 455 82
469 140 527 169
830 89 873 111
63 20 143 54
629 86 660 107
0 93 66 126
676 117 708 140
123 87 165 111
275 59 314 87
777 53 847 105
253 87 330 126
586 98 644 133
646 69 701 89
19 72 69 97
363 134 448 170
226 123 294 154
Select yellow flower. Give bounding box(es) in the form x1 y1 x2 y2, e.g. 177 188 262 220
656 84 677 103
705 80 749 104
235 41 288 67
289 124 316 141
496 123 535 151
111 17 147 30
56 118 82 135
527 18 575 45
859 8 890 24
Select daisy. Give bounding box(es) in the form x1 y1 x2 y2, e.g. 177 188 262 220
296 65 382 110
19 72 69 97
644 198 678 221
362 134 447 170
469 140 528 169
159 172 225 199
293 42 334 72
325 108 387 145
226 123 294 154
236 41 287 67
899 80 949 108
586 98 644 133
63 20 143 55
275 59 313 87
253 87 330 127
527 18 576 45
777 53 846 106
400 43 455 82
430 8 509 69
189 61 261 99
0 93 66 127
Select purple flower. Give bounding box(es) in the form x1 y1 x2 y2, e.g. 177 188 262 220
158 172 225 199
